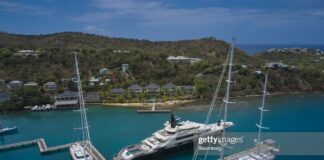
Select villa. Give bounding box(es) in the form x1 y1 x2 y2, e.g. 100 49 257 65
145 83 160 92
8 80 23 89
128 84 143 93
162 82 177 92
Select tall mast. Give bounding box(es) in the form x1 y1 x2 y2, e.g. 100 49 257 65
74 52 92 155
256 73 269 153
220 39 235 160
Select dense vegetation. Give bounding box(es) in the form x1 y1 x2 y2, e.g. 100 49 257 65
0 32 324 110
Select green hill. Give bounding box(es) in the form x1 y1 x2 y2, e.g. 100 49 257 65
1 32 324 110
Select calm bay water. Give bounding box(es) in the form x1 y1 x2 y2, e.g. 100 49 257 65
1 93 324 160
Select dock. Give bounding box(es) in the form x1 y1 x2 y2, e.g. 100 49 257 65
0 138 106 160
137 109 171 113
224 139 279 160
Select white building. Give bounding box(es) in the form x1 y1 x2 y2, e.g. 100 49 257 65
166 56 201 64
24 82 38 87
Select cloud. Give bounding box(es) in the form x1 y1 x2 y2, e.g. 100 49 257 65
0 1 51 15
75 0 324 28
84 25 108 35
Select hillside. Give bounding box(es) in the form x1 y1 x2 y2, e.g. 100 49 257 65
1 32 324 110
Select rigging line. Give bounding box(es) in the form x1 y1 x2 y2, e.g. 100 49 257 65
192 49 231 160
203 101 225 160
75 52 93 157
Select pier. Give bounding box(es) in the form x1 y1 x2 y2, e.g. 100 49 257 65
0 138 106 160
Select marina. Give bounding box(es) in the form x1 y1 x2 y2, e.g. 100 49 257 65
1 93 324 159
0 138 105 159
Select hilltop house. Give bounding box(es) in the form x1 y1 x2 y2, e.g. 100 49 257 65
166 56 201 64
113 50 130 54
99 68 110 75
8 80 23 89
111 88 126 95
265 62 289 69
128 84 143 93
43 82 57 91
54 91 79 109
15 50 39 56
24 82 38 87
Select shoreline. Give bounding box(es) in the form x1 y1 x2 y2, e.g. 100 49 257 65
101 99 196 109
93 91 323 109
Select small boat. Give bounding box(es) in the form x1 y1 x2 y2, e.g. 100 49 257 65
0 125 18 135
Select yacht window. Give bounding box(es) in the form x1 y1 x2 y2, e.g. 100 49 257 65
176 134 194 140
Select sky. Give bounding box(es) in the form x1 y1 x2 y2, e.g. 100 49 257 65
0 0 324 44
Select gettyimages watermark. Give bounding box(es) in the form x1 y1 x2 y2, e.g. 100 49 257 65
195 135 244 154
194 132 324 156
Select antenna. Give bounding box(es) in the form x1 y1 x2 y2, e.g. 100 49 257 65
220 38 235 160
256 73 270 154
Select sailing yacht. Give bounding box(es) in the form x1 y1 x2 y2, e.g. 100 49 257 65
224 73 279 160
69 53 93 160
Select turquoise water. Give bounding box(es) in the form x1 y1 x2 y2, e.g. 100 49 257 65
1 93 324 160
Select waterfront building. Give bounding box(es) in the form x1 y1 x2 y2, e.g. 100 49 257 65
43 82 57 91
8 80 23 89
128 84 143 93
54 91 79 109
145 83 160 92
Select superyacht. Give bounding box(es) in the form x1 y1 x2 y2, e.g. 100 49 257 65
113 112 233 160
